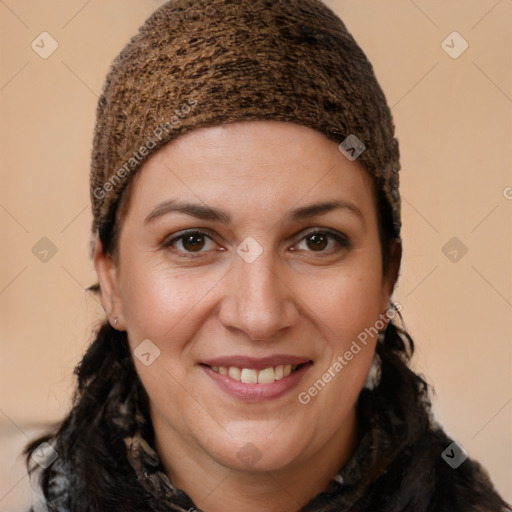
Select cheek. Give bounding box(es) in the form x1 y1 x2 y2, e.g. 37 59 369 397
295 252 384 403
306 255 384 349
119 258 223 345
118 264 218 430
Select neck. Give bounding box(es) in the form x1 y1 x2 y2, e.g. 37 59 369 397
152 407 359 512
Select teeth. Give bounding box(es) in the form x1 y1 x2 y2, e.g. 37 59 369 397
240 368 258 384
257 367 275 384
228 367 241 380
210 364 301 383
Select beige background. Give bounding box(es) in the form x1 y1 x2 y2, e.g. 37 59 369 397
1 0 511 510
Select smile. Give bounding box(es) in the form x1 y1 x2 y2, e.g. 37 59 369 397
208 364 300 383
200 356 313 402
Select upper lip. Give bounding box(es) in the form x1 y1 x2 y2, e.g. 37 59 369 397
201 355 312 371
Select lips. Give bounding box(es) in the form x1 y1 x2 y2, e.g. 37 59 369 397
200 355 313 401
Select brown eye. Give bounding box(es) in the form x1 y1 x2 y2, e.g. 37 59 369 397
181 233 206 252
164 230 216 255
305 232 329 251
295 229 350 254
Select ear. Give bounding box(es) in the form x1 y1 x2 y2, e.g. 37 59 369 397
380 238 402 317
93 233 126 330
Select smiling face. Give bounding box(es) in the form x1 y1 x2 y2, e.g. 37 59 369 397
95 120 400 480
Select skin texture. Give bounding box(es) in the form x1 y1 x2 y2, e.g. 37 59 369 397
94 120 401 512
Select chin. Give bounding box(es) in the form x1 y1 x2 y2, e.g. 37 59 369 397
206 430 307 473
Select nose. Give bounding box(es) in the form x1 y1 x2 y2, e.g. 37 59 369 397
218 254 300 342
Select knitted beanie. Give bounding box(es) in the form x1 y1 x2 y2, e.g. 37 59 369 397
90 0 402 240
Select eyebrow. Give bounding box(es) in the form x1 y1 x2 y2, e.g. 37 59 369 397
144 198 364 226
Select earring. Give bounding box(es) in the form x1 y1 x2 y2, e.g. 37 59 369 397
113 318 118 328
364 352 382 390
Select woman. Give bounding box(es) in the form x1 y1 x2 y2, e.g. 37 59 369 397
24 0 510 511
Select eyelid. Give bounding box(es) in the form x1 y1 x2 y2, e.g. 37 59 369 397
299 227 350 243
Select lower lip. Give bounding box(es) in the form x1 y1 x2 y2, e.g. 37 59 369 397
201 363 312 402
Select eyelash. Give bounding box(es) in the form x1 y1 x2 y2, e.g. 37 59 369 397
162 228 350 258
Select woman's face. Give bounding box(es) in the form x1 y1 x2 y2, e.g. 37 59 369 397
96 120 399 474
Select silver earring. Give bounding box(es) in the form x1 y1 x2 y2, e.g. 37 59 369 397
114 318 118 328
377 331 385 344
364 352 382 390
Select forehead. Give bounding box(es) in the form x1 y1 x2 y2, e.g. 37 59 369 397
119 120 377 224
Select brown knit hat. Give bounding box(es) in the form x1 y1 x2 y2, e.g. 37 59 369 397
90 0 401 243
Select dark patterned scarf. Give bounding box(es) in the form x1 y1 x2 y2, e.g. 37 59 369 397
120 389 508 512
